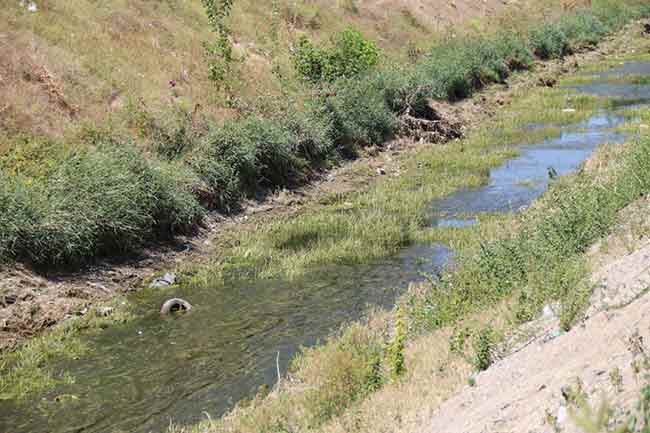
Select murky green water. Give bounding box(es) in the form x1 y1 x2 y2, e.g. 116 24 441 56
0 246 452 433
1 62 648 433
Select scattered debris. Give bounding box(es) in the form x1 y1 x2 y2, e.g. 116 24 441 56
376 168 386 176
1 294 18 307
96 306 114 317
542 304 555 319
54 394 79 403
160 298 192 315
556 404 568 426
24 63 78 117
149 273 176 288
538 75 557 87
398 100 464 144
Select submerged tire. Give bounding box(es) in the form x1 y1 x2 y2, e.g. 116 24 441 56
160 298 192 315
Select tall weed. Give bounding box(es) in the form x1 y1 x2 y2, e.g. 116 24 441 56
0 141 202 265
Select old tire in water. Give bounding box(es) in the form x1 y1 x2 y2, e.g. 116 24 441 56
160 298 192 315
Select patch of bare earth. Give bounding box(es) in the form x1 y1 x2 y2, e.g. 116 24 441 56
0 32 83 139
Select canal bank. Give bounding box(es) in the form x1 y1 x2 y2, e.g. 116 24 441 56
3 18 650 433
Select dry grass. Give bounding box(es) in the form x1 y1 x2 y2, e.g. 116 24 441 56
317 301 522 433
0 0 216 140
0 0 617 141
0 0 514 141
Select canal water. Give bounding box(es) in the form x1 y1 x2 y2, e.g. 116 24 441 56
1 62 648 433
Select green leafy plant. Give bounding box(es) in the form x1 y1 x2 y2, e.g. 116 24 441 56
388 307 407 379
473 326 494 371
293 28 380 83
201 0 236 90
530 23 570 59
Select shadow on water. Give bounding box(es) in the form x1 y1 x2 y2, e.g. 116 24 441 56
1 62 648 433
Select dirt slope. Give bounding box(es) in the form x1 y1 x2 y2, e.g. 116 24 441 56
418 200 650 433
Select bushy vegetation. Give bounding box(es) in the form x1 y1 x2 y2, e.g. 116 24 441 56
0 139 202 266
415 31 533 101
2 0 649 267
293 28 381 83
187 116 308 209
530 23 570 59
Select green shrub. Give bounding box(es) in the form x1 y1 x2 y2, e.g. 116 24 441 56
0 175 36 263
559 11 609 49
473 326 494 371
201 0 236 90
388 308 407 379
372 65 430 116
153 162 206 233
493 31 535 71
293 28 380 83
151 106 205 160
324 76 398 151
188 117 308 209
0 141 203 265
418 33 531 102
529 23 570 59
326 28 380 79
293 36 327 83
419 41 477 101
274 105 336 164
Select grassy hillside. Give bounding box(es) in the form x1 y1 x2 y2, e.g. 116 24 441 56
0 0 499 141
1 0 649 269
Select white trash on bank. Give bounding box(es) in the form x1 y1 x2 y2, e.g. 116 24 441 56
19 1 38 12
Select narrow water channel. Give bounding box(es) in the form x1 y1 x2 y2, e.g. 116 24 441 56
2 62 648 433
